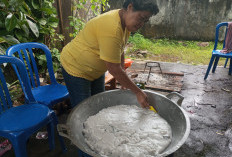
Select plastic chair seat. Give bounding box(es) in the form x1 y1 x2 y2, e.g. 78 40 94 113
32 84 69 108
212 50 232 56
0 104 51 132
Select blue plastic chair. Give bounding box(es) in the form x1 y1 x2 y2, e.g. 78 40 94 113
6 42 69 108
204 22 232 80
0 56 66 157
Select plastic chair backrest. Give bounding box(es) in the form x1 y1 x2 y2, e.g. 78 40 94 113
6 42 57 89
0 56 36 113
214 22 229 50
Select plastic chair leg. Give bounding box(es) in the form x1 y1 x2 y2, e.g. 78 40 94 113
204 56 216 80
52 113 67 152
212 57 219 73
224 58 228 68
47 122 55 150
229 58 232 75
11 138 28 157
57 131 67 152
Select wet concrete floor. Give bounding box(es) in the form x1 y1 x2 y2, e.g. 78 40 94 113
2 60 232 157
132 60 232 157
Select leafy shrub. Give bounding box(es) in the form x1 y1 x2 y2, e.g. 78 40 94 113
0 0 63 72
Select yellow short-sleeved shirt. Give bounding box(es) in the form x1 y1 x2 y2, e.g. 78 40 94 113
60 9 130 81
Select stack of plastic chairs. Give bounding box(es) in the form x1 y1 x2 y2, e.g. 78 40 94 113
0 56 66 157
6 42 69 108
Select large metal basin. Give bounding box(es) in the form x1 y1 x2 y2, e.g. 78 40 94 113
58 90 190 157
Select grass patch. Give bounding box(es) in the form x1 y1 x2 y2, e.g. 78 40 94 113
126 33 225 65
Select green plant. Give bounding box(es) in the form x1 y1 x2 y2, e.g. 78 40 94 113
37 47 60 73
128 33 155 51
68 0 109 38
127 33 225 65
0 0 63 73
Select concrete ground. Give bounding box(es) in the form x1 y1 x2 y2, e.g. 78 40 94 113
132 61 232 157
2 60 232 157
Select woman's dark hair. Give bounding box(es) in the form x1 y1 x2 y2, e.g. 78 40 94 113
123 0 159 15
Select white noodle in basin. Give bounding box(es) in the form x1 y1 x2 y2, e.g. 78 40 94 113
83 105 172 157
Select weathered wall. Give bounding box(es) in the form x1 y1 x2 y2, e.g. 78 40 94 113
108 0 232 41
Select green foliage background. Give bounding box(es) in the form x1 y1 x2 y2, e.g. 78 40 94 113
0 0 63 72
0 0 109 72
68 0 109 38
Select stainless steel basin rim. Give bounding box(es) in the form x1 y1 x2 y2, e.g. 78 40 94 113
58 89 190 157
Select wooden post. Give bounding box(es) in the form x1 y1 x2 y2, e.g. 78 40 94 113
55 0 72 46
56 0 64 46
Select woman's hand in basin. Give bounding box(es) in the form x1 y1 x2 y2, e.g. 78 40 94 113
136 90 150 109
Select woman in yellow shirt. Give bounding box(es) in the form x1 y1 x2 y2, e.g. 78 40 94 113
61 0 159 108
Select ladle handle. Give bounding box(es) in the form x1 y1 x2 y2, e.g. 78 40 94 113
57 124 72 140
166 92 184 106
